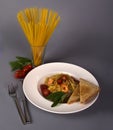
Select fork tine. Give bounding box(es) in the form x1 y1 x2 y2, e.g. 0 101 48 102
8 85 13 94
8 85 12 94
8 83 17 93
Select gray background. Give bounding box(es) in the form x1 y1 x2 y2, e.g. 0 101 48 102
0 0 113 130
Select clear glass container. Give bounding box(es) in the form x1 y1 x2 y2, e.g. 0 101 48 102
31 46 46 67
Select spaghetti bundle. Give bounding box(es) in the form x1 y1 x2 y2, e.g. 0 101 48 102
17 7 60 66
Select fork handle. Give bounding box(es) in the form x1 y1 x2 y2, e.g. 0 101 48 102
14 98 26 125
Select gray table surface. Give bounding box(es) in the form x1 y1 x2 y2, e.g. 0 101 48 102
0 0 113 130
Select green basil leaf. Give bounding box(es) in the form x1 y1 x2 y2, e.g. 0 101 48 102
46 92 65 101
9 61 23 71
61 92 72 103
16 56 32 63
51 99 61 107
46 92 66 107
9 56 32 71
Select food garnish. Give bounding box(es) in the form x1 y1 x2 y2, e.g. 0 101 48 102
46 92 66 107
9 56 33 79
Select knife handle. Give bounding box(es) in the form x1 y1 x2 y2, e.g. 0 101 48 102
22 97 32 123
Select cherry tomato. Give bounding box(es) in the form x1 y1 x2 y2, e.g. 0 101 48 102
14 70 26 79
40 84 50 97
41 89 50 97
57 78 63 84
22 64 33 73
40 84 48 90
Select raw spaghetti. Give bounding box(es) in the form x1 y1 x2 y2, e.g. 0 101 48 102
17 7 60 66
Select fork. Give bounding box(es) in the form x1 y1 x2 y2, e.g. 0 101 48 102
8 84 26 125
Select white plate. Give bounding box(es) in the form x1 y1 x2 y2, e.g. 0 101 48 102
23 62 100 114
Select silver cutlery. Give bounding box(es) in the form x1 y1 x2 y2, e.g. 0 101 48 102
18 80 32 123
8 84 26 125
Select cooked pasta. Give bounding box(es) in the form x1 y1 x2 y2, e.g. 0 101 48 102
44 73 79 93
17 7 60 66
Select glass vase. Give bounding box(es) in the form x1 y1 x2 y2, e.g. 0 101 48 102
31 46 46 67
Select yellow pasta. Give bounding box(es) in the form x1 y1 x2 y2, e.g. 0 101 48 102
17 7 60 66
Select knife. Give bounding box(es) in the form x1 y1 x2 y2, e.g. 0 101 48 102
18 80 32 123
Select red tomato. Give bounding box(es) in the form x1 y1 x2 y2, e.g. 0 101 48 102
41 89 50 97
57 78 63 84
40 84 48 90
40 84 50 97
23 64 33 73
14 70 26 79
